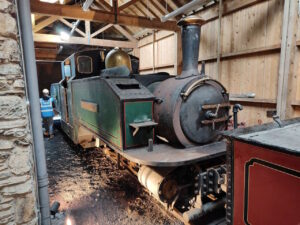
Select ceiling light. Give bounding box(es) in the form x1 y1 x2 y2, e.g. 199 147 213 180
60 31 70 41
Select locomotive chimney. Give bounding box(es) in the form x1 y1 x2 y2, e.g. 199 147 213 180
177 16 205 77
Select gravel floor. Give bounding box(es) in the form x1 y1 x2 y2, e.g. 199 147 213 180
45 128 182 225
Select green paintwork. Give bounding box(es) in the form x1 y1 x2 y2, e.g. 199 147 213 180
71 78 122 148
69 76 155 150
124 101 154 148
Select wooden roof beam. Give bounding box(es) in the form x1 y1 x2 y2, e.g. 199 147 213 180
96 0 112 11
33 16 57 32
91 24 114 38
132 4 147 17
59 18 86 37
33 33 137 48
113 24 137 42
139 0 162 18
149 0 168 15
119 0 141 11
136 1 157 18
30 1 178 31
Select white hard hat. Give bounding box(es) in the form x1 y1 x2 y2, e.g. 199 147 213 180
42 89 49 95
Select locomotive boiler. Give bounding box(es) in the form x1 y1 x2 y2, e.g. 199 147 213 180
51 15 230 224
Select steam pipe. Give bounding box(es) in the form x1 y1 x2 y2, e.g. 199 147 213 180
161 0 212 22
16 1 51 224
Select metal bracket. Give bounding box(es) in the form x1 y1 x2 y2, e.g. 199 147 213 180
129 121 158 136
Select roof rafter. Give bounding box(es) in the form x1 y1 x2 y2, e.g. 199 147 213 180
140 0 163 17
30 1 178 31
133 4 147 17
58 18 86 37
113 24 137 42
33 16 57 32
33 33 137 48
96 0 112 11
91 24 114 38
150 0 169 15
119 0 141 11
136 1 157 18
139 0 160 18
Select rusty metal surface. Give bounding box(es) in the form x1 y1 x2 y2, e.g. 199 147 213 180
153 76 229 147
239 123 300 154
115 141 226 167
223 117 300 155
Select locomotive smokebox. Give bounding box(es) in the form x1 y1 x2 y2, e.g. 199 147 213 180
178 16 205 77
152 16 230 147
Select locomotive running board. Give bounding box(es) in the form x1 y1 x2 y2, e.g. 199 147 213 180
114 141 226 167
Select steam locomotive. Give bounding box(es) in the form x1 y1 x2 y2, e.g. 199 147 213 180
51 16 231 223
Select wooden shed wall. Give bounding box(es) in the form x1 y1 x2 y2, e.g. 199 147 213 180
138 0 300 126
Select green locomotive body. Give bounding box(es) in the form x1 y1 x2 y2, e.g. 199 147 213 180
51 16 231 224
52 50 156 150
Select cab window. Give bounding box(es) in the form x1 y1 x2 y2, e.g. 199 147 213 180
77 56 93 74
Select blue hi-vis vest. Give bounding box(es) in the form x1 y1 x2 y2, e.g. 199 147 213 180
40 97 54 118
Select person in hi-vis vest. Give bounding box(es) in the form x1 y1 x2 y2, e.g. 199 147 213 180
40 89 55 138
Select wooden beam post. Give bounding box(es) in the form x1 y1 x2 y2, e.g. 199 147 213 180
152 31 155 72
276 0 299 119
216 0 223 81
85 21 91 44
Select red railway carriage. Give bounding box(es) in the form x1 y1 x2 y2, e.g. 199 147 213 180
224 118 300 225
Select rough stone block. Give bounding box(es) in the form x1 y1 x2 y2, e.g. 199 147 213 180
2 128 27 138
1 178 32 195
0 195 13 204
0 174 29 187
0 96 26 120
0 0 12 13
0 79 9 91
24 217 38 225
0 13 16 37
0 37 19 62
8 146 31 175
0 162 8 172
0 207 13 222
14 135 31 146
0 151 10 163
0 140 13 150
0 203 11 211
0 63 21 76
0 120 26 130
15 194 36 223
12 79 24 88
0 170 10 180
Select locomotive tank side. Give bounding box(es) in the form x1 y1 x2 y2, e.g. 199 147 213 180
151 16 230 147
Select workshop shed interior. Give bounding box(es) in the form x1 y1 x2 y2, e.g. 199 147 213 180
0 0 299 225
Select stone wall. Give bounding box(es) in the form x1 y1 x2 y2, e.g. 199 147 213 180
0 0 38 224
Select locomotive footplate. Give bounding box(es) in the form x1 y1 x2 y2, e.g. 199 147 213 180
113 141 226 167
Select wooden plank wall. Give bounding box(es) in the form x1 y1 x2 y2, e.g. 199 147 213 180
137 0 300 126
